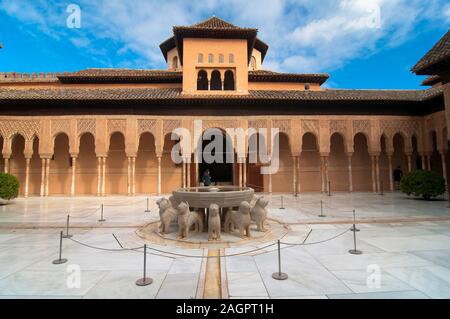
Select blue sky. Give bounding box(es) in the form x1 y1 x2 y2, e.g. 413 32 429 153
0 0 449 89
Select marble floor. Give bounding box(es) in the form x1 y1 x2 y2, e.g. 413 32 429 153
0 192 449 299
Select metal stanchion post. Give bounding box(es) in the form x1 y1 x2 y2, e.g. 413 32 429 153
136 244 153 286
62 215 72 238
349 224 362 255
272 240 288 280
53 231 68 264
280 195 285 210
98 204 106 222
380 181 384 196
145 197 151 213
349 209 360 232
319 200 326 218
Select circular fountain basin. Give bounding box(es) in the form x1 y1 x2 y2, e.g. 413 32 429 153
172 186 254 209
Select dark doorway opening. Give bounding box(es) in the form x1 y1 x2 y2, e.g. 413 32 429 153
199 131 234 185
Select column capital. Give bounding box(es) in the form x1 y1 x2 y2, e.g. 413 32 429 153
369 152 380 157
70 153 79 159
346 152 354 157
319 152 330 157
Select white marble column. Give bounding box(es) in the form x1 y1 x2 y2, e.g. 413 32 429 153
101 157 106 196
157 156 162 195
427 155 431 171
127 157 131 196
375 155 380 193
407 154 412 172
268 164 272 194
320 156 325 193
243 159 247 187
24 157 30 198
187 160 191 188
441 153 447 185
195 161 199 187
132 157 136 195
70 157 77 196
182 159 186 188
40 158 46 197
388 154 394 192
371 156 376 193
347 154 353 192
44 158 50 196
292 156 297 196
97 157 102 196
4 157 9 173
297 155 301 194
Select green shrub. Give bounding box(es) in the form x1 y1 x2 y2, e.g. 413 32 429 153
400 169 445 200
0 173 19 201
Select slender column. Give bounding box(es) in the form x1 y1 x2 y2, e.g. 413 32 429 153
182 159 186 188
320 157 325 193
388 154 394 192
347 154 353 192
101 157 106 196
24 157 31 198
127 157 131 196
187 160 191 188
45 158 50 196
132 157 136 195
320 156 329 193
375 155 380 193
239 161 243 187
97 157 102 196
268 164 272 194
407 154 412 172
40 158 46 197
420 154 426 170
195 161 199 187
292 156 297 196
70 157 77 196
441 153 448 185
157 155 162 195
297 155 301 194
427 155 431 171
4 157 9 173
371 156 376 193
243 158 247 187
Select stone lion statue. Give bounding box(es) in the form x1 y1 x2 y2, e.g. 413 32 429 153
177 202 204 239
208 204 221 241
250 197 269 232
224 201 252 238
156 197 178 234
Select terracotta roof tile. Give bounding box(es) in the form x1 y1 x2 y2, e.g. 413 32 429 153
412 29 450 75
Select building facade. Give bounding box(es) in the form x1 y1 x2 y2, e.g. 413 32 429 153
0 17 448 197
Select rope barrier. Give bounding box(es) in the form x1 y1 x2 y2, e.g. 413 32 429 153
280 228 351 247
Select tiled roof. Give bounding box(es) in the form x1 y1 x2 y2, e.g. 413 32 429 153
412 29 450 75
421 75 442 86
191 17 241 29
57 69 182 83
0 87 442 102
249 70 329 84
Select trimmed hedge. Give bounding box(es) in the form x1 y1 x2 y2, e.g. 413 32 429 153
0 173 19 201
400 169 445 200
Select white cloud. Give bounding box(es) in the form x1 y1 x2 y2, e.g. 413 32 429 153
1 0 449 72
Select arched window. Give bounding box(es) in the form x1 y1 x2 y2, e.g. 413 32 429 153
198 53 204 63
172 56 178 70
250 56 256 70
210 70 222 90
197 70 208 90
229 53 235 63
208 54 214 63
305 83 310 91
219 54 224 63
224 70 235 91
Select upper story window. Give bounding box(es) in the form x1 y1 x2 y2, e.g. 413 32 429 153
208 54 214 63
250 56 256 70
172 56 178 70
229 53 234 64
305 83 311 91
219 54 224 64
198 53 204 63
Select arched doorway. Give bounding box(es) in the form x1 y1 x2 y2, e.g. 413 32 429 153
50 133 71 195
353 133 371 191
272 132 292 192
197 70 208 90
162 133 182 193
430 131 443 174
106 132 127 195
329 133 348 191
210 70 222 91
198 129 234 185
379 135 390 191
136 132 157 194
299 132 321 192
29 136 41 196
247 132 267 192
393 133 408 174
10 134 26 195
224 70 235 90
77 133 97 195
